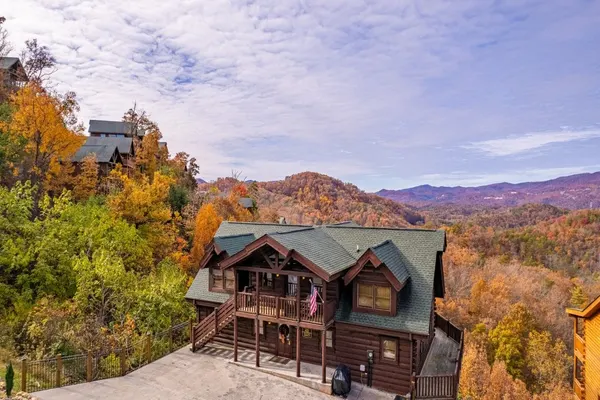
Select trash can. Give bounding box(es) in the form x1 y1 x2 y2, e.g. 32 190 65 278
331 365 352 397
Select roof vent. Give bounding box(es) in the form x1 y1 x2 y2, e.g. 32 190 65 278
356 245 360 252
279 216 287 225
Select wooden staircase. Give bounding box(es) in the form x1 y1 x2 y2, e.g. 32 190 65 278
191 297 234 352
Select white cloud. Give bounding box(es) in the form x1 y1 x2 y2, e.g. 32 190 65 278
464 129 600 157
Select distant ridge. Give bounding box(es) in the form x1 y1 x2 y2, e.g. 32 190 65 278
377 171 600 209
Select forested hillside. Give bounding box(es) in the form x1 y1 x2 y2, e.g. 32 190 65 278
255 172 424 226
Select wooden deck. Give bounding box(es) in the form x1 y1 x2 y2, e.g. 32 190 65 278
420 328 460 375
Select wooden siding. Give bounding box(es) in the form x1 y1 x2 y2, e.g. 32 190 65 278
585 313 600 400
334 323 413 395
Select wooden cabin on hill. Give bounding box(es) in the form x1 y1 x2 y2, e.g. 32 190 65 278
567 295 600 400
186 221 464 398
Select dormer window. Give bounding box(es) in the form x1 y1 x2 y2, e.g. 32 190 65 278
355 283 392 313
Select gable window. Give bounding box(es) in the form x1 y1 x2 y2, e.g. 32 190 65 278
381 337 398 362
357 283 392 312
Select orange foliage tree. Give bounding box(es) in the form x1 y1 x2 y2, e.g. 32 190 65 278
190 203 222 267
1 84 84 192
73 154 98 200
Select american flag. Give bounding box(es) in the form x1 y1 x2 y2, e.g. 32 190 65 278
309 283 318 316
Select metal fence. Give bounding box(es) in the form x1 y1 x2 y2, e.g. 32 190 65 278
17 320 191 393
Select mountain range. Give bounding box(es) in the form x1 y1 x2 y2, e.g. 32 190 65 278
377 171 600 210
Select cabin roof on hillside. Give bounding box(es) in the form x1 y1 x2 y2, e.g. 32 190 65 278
72 143 122 163
82 136 134 155
186 221 446 335
0 57 20 69
89 119 144 137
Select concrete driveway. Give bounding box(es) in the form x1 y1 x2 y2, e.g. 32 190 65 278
35 347 335 400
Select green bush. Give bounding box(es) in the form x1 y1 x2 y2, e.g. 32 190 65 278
5 362 14 397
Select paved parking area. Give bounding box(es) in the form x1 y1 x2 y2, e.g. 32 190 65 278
36 346 391 400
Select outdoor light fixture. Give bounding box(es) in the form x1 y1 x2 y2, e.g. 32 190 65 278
367 350 374 364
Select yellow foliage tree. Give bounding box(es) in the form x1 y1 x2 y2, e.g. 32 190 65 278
136 131 161 180
191 203 223 267
107 169 176 262
1 84 84 191
73 154 98 200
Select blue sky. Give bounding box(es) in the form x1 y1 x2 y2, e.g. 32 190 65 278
4 0 600 191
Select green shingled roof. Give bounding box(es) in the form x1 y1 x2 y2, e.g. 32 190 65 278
186 221 445 335
371 240 410 284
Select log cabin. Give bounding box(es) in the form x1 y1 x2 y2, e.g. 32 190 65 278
72 140 124 176
567 295 600 400
186 221 464 398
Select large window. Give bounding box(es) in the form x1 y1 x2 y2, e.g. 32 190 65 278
212 269 223 289
326 330 334 348
381 337 398 362
357 283 392 312
262 272 274 289
224 270 235 290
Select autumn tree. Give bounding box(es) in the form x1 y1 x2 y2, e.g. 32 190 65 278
73 154 98 200
20 39 56 85
570 284 587 308
190 203 222 267
525 330 569 393
1 84 84 196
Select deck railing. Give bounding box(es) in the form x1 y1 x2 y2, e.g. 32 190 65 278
236 292 334 325
13 321 190 393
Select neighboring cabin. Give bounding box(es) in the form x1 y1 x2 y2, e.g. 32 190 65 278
567 296 600 400
0 57 28 90
186 221 464 398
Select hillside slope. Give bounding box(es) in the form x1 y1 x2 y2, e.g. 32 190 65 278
377 171 600 209
257 172 424 226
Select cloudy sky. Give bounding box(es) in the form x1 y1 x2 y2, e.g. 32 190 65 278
4 0 600 191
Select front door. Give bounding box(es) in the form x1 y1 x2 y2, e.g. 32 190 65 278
277 324 293 358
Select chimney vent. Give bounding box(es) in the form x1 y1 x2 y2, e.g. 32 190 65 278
279 217 287 225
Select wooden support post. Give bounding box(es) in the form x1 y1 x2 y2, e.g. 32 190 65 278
56 354 62 388
233 316 238 362
20 358 27 392
409 333 413 377
296 326 301 377
120 348 127 376
214 306 219 334
322 281 328 322
275 296 280 319
255 271 260 317
145 334 152 364
255 317 260 367
296 278 301 322
321 330 326 383
233 270 238 312
190 320 195 352
86 352 92 382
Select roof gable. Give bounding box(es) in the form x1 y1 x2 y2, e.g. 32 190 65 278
88 120 144 137
81 136 134 155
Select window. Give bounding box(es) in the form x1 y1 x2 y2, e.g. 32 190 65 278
225 270 235 290
381 337 397 362
375 286 391 311
212 269 223 289
255 320 264 336
357 283 392 312
358 284 374 307
326 330 333 348
262 273 274 289
210 268 234 292
575 358 584 383
302 328 312 338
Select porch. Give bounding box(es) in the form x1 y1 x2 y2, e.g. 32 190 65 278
236 291 337 326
